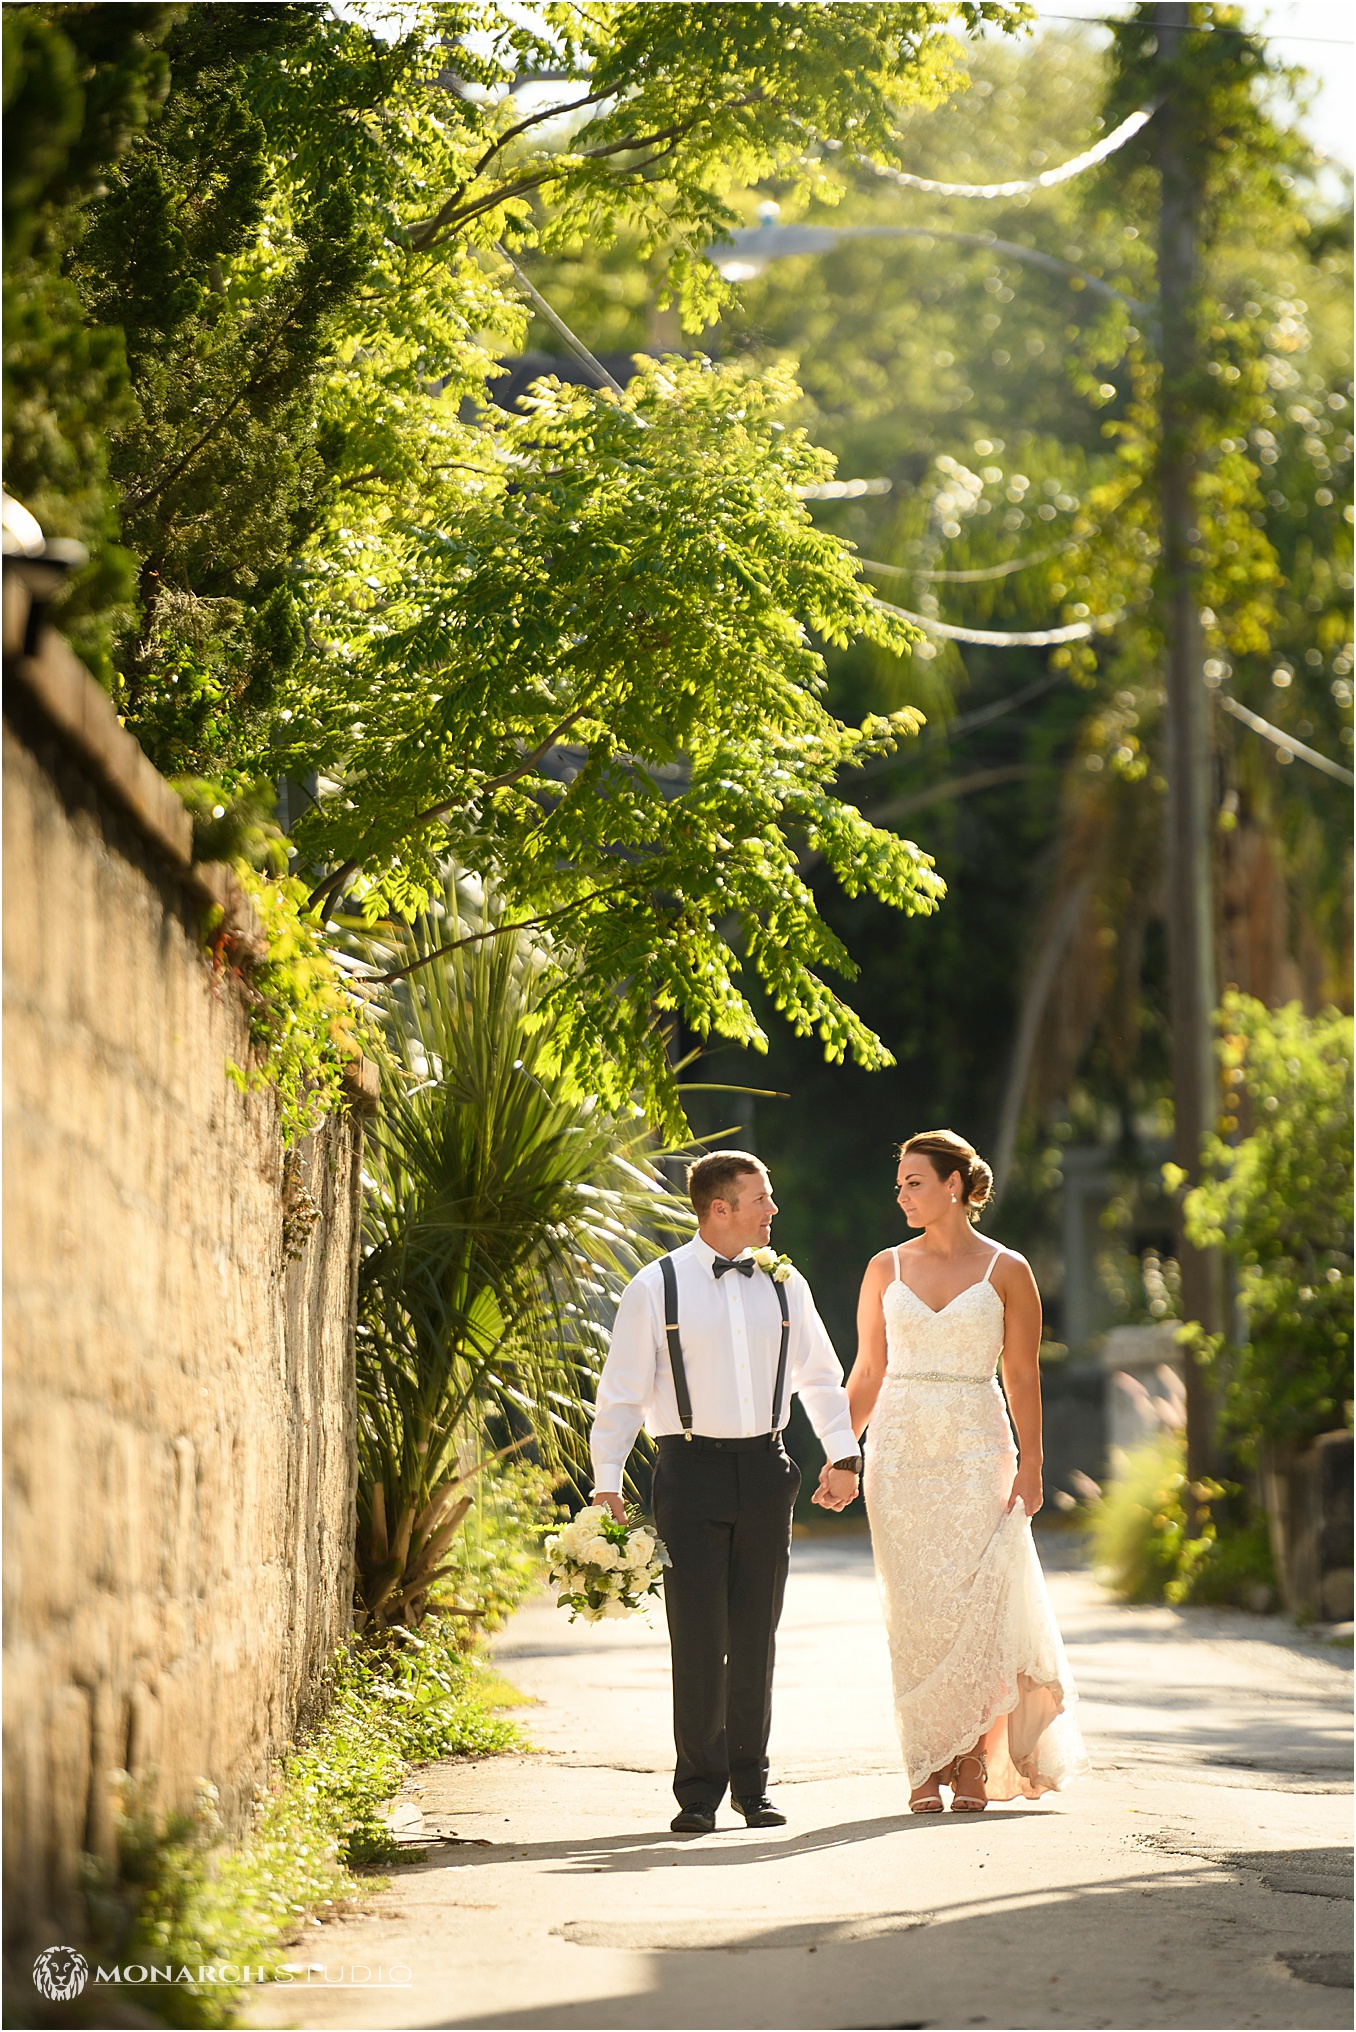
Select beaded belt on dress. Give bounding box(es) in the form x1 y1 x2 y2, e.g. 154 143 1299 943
899 1371 994 1383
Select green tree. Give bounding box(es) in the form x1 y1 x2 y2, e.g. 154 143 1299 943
1181 992 1353 1455
2 2 175 679
295 354 943 1127
354 883 692 1630
67 3 387 770
8 1 1040 1124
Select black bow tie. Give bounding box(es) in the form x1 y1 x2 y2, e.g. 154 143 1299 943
713 1254 755 1279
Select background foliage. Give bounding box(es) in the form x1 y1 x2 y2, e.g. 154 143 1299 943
1084 1429 1275 1608
5 0 1349 1484
1183 993 1353 1457
522 11 1352 1352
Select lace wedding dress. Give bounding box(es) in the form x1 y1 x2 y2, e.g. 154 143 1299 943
864 1243 1088 1799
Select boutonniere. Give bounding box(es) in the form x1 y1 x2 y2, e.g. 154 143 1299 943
750 1246 794 1284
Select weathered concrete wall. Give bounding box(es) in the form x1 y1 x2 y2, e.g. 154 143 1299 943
3 608 368 1951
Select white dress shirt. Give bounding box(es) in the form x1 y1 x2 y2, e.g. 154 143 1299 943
590 1235 859 1491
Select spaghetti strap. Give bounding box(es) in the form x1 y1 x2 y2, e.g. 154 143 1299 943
982 1244 1003 1285
892 1244 903 1283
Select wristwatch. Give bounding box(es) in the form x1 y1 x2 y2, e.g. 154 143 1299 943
831 1455 863 1475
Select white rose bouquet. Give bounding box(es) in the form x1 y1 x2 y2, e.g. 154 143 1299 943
545 1505 670 1624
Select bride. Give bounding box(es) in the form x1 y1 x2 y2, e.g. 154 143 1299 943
819 1128 1088 1811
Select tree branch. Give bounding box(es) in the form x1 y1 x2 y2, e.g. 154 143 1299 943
305 703 590 916
335 461 499 493
412 93 764 251
406 701 590 832
411 83 618 251
124 310 299 508
371 880 635 985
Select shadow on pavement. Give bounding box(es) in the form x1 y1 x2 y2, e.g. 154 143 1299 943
427 1858 1353 2030
394 1809 1039 1882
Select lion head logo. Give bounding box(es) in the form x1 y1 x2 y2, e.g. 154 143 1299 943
32 1945 89 2000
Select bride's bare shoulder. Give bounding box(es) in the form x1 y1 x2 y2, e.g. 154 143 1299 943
862 1247 898 1281
987 1242 1037 1289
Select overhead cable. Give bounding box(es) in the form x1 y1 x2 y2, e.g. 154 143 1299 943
494 241 628 398
1216 692 1355 786
870 593 1095 647
863 103 1157 200
1034 12 1350 44
860 546 1073 584
712 220 1152 318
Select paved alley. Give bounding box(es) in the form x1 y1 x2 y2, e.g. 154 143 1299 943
245 1531 1352 2031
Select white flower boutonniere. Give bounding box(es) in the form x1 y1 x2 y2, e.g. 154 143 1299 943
750 1246 794 1283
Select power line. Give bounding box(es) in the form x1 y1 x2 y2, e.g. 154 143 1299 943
712 220 1153 318
1216 690 1355 784
853 668 1069 780
1032 12 1354 45
494 241 628 399
870 592 1095 646
861 103 1156 199
866 763 1037 825
860 545 1074 584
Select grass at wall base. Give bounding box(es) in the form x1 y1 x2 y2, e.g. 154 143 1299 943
70 1463 552 2031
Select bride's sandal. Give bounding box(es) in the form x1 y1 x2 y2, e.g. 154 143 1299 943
950 1750 989 1811
909 1775 945 1814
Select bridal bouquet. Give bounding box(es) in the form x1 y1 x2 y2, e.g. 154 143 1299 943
545 1505 670 1623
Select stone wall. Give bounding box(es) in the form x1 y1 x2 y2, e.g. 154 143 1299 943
1262 1433 1354 1625
3 593 371 1952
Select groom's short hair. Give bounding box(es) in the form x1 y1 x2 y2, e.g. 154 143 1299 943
686 1150 765 1218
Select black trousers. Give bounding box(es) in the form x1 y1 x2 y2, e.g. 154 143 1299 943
652 1433 800 1809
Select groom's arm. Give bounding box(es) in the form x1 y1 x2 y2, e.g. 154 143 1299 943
787 1273 860 1469
589 1271 660 1513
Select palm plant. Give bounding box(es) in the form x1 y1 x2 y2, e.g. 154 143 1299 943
351 882 691 1631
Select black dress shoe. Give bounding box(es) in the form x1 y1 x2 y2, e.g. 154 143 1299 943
733 1795 786 1827
670 1804 717 1834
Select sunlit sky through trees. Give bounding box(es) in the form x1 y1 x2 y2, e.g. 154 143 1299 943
342 2 1354 171
1027 1 1353 170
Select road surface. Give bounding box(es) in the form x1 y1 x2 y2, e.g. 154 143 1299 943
245 1528 1352 2031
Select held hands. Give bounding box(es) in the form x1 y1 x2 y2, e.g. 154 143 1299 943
597 1472 863 1518
812 1465 860 1513
1006 1460 1044 1519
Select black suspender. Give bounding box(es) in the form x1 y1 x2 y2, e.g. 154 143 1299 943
771 1274 790 1431
659 1254 694 1439
659 1254 791 1440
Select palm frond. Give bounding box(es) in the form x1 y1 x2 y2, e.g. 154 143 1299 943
351 878 692 1626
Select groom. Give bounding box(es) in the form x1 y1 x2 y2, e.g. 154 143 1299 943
591 1151 861 1834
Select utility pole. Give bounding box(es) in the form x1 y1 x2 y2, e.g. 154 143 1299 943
1155 2 1223 1483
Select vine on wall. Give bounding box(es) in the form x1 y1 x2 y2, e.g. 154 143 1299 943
205 863 368 1149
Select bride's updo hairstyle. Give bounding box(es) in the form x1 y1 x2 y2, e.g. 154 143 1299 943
901 1130 994 1225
